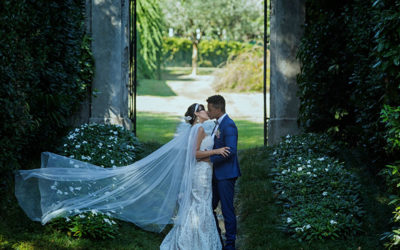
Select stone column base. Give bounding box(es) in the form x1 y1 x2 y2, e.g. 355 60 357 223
89 116 132 131
268 118 301 145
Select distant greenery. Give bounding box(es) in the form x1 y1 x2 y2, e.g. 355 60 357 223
137 0 164 79
213 46 265 93
162 37 253 67
137 112 263 150
0 0 94 176
160 0 263 75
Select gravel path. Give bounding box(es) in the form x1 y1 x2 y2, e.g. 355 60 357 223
137 74 269 123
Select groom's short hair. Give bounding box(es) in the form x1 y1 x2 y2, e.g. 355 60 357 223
207 95 225 113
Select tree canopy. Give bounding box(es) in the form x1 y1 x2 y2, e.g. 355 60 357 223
159 0 264 75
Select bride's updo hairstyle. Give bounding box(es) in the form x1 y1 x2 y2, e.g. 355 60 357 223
185 103 205 125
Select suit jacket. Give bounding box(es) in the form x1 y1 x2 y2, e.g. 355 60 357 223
210 114 241 180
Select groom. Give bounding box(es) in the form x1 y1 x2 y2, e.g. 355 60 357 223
207 95 241 250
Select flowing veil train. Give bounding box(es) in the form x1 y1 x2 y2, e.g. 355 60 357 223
15 121 204 233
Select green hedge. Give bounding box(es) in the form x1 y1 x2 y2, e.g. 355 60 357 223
297 0 400 168
0 0 94 174
162 37 253 67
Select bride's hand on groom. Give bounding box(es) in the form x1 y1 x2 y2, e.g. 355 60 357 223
214 147 230 157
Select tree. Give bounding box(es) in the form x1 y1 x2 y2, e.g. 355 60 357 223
137 0 164 79
160 0 263 76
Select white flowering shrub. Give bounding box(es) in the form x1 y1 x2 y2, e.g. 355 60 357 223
272 133 364 241
50 123 143 239
59 123 143 167
49 209 118 239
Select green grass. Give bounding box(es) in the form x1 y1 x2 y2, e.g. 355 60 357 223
136 112 181 144
137 79 176 97
237 146 392 250
136 112 264 150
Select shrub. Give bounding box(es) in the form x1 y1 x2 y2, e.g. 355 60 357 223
271 134 364 241
50 123 143 239
49 210 118 240
297 0 399 167
380 105 400 248
59 123 143 167
0 0 94 175
212 46 265 93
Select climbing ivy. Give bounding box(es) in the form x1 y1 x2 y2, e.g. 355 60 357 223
297 0 400 168
0 0 94 174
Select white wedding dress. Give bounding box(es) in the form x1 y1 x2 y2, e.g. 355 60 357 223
160 131 222 250
15 120 222 249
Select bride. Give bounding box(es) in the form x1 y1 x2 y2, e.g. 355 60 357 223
15 103 228 250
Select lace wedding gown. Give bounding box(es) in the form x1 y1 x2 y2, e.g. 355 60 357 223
160 132 222 250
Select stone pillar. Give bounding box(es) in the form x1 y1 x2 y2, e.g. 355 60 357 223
268 0 305 145
86 0 131 129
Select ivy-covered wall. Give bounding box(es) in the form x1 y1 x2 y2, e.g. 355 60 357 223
297 0 400 168
0 1 94 174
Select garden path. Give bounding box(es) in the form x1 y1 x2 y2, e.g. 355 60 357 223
137 74 268 123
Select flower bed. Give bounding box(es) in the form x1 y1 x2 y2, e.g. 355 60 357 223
271 134 364 241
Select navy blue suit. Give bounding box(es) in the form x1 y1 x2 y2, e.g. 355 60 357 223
210 114 240 250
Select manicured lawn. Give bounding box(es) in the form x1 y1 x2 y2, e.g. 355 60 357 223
137 79 177 97
136 112 182 144
136 112 264 150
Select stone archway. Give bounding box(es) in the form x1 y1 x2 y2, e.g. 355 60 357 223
81 0 305 145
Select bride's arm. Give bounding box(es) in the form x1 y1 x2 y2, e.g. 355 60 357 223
195 127 230 160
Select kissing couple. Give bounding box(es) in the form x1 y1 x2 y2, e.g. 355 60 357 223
15 95 241 250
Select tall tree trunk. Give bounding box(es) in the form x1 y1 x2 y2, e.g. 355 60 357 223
191 41 198 76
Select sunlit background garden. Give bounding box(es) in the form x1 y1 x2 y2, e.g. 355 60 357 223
135 0 266 150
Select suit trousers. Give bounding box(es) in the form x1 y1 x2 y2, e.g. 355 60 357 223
212 177 237 250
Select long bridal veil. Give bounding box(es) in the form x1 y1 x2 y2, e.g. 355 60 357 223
15 121 203 232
